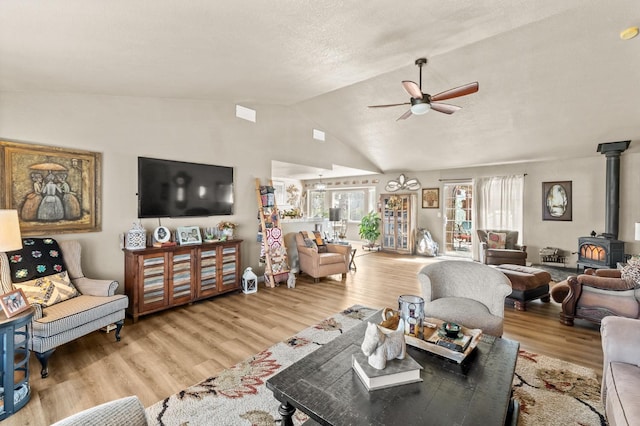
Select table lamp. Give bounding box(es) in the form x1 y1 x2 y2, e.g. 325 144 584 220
329 208 341 241
0 210 23 252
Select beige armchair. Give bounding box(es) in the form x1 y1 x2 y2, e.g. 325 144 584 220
295 232 350 283
556 268 640 326
418 260 512 336
1 239 128 377
477 229 527 266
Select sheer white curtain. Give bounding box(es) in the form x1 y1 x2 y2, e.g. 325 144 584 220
472 175 525 261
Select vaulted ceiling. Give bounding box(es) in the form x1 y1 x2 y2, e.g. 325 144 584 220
1 1 639 178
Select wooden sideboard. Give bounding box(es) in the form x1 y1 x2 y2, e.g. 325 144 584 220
123 240 242 321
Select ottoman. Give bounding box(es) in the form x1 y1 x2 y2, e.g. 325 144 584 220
495 264 551 311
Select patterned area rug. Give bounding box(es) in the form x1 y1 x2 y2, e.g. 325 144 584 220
145 306 605 426
514 350 605 426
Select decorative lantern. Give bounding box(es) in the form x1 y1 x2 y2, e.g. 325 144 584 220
242 267 258 294
125 222 147 250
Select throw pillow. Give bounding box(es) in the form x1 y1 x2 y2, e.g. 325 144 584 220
6 238 66 283
487 232 507 249
312 231 328 253
13 271 79 307
621 264 640 287
299 231 318 251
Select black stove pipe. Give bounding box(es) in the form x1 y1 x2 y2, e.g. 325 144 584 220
597 141 630 239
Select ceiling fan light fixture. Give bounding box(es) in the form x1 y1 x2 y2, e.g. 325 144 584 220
620 26 639 40
314 174 326 191
410 102 430 115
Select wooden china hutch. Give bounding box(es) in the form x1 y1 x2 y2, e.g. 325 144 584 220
380 193 417 254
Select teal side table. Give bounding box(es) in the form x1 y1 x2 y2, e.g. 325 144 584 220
0 307 34 420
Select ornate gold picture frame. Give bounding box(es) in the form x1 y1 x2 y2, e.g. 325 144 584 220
0 140 102 235
422 188 440 209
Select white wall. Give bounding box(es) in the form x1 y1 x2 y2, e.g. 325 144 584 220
356 153 640 267
0 91 379 291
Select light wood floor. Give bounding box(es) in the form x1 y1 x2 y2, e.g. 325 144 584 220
7 248 603 425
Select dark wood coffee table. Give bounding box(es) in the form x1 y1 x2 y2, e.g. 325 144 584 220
267 312 519 426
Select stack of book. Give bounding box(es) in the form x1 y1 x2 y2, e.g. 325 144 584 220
352 351 423 391
429 329 473 353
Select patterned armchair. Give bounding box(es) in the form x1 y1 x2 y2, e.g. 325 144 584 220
0 239 128 377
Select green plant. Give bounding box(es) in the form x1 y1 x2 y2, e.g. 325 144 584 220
359 211 381 246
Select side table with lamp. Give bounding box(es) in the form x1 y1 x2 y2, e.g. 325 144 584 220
620 222 640 269
0 209 33 419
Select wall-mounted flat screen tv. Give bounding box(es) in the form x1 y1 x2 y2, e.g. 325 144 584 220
137 157 234 218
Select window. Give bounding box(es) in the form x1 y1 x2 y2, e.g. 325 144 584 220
307 187 375 221
308 191 326 218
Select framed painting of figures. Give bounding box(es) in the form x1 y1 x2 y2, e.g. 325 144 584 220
0 140 102 235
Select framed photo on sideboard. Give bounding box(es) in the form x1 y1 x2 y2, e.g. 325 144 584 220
176 226 202 245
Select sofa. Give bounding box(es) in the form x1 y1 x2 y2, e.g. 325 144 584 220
0 238 128 377
552 268 640 326
477 230 527 266
600 316 640 426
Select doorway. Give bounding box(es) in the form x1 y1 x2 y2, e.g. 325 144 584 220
442 182 473 257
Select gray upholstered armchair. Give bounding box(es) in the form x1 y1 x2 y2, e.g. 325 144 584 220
51 396 148 426
418 260 512 336
0 239 128 377
477 229 527 266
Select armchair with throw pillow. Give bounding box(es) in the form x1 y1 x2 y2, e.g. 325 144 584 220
295 231 350 283
477 229 527 266
0 238 128 378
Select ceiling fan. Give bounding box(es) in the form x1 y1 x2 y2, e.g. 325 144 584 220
368 58 479 121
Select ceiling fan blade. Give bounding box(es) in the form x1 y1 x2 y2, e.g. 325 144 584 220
368 102 411 108
431 82 479 102
430 102 461 115
402 81 423 99
396 109 413 121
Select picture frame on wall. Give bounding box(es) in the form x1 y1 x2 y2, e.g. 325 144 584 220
0 289 31 318
177 226 202 245
422 188 440 209
542 181 572 221
0 140 102 236
273 180 286 206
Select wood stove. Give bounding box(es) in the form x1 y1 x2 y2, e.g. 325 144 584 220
577 236 625 270
576 141 629 271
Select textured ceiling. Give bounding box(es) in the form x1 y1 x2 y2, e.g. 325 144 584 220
1 1 639 177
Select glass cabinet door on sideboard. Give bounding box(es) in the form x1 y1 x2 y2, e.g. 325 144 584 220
124 240 242 321
380 193 417 254
219 245 239 292
170 247 194 305
198 246 218 298
139 252 166 313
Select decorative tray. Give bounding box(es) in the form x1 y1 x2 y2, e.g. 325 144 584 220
381 317 482 364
